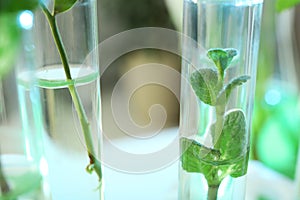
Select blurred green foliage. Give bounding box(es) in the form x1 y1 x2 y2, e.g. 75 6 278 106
276 0 300 12
0 13 20 77
253 85 300 179
0 0 38 13
0 0 38 78
252 0 300 180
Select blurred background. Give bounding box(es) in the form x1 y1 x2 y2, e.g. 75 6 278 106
98 0 182 139
251 0 300 180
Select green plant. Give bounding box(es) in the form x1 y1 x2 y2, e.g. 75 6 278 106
40 0 102 181
0 0 38 77
276 0 300 12
181 48 250 200
0 0 102 197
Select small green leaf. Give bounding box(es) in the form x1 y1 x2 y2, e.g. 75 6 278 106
217 75 250 104
207 48 237 79
276 0 300 12
190 68 221 105
54 0 77 14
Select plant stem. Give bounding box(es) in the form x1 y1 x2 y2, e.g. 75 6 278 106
40 4 71 80
209 87 226 197
207 184 220 200
213 103 225 144
40 4 102 181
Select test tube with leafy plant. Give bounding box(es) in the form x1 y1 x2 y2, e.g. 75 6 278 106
179 0 263 199
180 48 250 200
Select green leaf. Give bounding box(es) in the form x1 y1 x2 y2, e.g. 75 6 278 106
217 75 250 104
207 48 237 79
181 110 249 183
190 68 222 106
0 0 38 13
230 151 249 178
181 137 221 173
180 140 225 186
181 128 249 185
276 0 300 12
54 0 77 14
0 13 20 78
214 109 247 160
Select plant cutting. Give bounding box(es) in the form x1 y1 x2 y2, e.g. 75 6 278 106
181 48 250 200
39 0 102 183
17 0 103 198
23 0 103 196
1 0 101 198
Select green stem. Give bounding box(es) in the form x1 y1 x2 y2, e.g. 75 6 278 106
68 84 102 179
210 90 226 191
40 4 71 80
40 4 102 181
207 184 220 200
213 103 225 145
